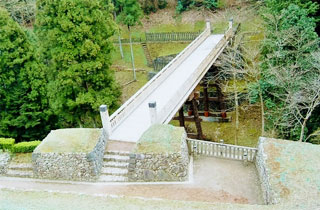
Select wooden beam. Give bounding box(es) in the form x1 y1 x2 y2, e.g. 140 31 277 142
203 86 209 117
192 98 204 140
198 97 220 102
178 108 185 127
173 116 203 122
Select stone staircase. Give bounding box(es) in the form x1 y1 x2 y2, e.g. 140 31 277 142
6 163 33 178
141 42 153 67
99 151 130 182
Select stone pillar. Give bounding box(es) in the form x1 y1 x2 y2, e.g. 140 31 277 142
148 101 157 125
229 18 233 29
206 21 211 31
99 105 112 137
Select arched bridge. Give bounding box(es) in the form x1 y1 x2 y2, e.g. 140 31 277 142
100 21 235 142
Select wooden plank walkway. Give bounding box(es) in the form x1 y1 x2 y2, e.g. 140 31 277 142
107 23 233 142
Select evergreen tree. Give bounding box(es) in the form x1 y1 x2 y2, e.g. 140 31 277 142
0 8 54 141
35 0 121 127
117 0 143 81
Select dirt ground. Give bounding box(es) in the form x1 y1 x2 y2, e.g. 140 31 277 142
0 156 263 205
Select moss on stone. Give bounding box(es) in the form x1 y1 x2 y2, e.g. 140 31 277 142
135 124 185 154
35 128 101 153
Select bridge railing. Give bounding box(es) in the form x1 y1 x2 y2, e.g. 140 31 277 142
109 22 212 131
187 138 257 162
158 23 235 124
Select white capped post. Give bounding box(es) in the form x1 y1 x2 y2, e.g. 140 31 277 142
229 18 233 29
148 101 157 125
100 105 112 137
206 20 211 31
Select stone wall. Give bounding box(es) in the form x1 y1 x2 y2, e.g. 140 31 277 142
0 153 10 175
32 129 107 181
255 137 275 204
255 137 320 206
128 125 189 182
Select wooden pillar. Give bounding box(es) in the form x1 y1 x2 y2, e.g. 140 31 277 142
203 85 209 117
192 99 204 140
216 84 227 118
178 107 185 128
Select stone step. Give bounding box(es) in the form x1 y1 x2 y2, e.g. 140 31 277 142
101 167 128 176
103 154 130 162
103 161 129 168
105 150 131 156
6 169 33 178
98 175 128 182
8 163 33 170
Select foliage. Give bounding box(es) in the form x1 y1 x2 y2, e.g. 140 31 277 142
176 0 218 13
35 0 121 127
0 0 36 26
257 4 320 141
117 0 143 27
139 0 167 14
0 8 55 141
263 0 319 15
0 138 15 151
11 140 41 153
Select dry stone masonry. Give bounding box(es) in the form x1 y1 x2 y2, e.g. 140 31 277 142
128 124 189 182
32 128 107 181
0 152 10 175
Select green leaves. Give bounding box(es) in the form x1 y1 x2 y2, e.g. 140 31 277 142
36 0 120 127
0 8 54 141
116 0 143 27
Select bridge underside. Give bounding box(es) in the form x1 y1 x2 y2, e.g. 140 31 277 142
110 34 225 142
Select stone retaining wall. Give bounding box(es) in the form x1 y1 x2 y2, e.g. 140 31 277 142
32 129 107 181
0 153 10 175
128 125 189 182
255 137 275 204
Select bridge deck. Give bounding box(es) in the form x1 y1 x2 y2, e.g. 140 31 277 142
110 34 224 142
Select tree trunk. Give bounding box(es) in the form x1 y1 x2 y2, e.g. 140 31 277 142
233 72 239 145
118 35 124 59
113 12 124 59
129 26 136 81
258 84 265 136
299 119 307 142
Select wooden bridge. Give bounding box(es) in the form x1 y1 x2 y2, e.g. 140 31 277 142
100 21 235 142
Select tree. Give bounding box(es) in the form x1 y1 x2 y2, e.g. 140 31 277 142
0 0 36 27
259 4 319 141
35 0 121 127
112 0 124 59
117 0 143 81
0 8 54 141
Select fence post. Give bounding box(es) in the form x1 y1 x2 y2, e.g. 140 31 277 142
229 18 233 29
100 105 112 137
148 101 157 125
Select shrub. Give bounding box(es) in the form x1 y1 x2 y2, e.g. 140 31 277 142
12 141 41 153
0 138 15 151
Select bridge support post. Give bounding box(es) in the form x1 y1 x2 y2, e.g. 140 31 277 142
203 85 209 117
148 101 157 125
206 21 211 31
229 18 233 29
192 98 204 140
100 105 112 137
178 107 185 128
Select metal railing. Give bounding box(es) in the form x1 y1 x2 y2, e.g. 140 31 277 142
187 138 257 162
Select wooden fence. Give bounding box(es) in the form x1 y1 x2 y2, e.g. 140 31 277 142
113 32 201 44
145 32 201 42
187 138 257 162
